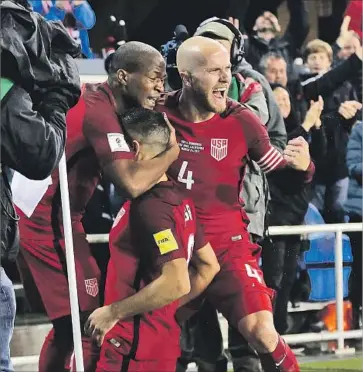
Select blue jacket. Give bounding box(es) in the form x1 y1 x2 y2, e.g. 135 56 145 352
345 121 362 217
30 0 95 58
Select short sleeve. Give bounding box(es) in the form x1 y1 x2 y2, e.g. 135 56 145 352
131 199 186 267
83 97 134 167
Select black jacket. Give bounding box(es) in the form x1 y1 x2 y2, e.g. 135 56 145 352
301 54 361 184
0 1 81 261
245 0 309 79
267 123 326 226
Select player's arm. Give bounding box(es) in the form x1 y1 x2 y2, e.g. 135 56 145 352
84 107 179 198
85 202 190 346
178 242 219 308
240 108 315 183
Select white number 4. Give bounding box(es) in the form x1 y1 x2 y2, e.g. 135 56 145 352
245 264 263 284
178 161 195 190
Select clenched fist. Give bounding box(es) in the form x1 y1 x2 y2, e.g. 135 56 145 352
283 136 311 171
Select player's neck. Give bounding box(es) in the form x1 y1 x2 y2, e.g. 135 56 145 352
108 84 127 114
179 91 215 123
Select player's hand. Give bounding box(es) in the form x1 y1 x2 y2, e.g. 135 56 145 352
302 96 324 131
337 16 355 48
283 136 311 171
338 100 362 119
84 306 118 346
163 113 180 160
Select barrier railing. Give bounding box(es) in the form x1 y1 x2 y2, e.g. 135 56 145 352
11 222 363 367
86 222 363 354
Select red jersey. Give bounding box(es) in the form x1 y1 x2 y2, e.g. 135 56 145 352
17 82 133 241
156 91 314 236
104 180 206 359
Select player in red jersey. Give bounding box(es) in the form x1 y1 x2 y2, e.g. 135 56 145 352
15 42 179 372
155 37 315 372
83 108 220 372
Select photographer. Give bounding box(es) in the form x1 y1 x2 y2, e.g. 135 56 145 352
0 1 81 370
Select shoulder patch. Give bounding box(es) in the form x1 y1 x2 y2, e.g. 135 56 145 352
153 228 178 254
107 133 130 152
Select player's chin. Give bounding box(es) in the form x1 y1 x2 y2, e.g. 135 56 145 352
210 101 227 114
142 98 157 110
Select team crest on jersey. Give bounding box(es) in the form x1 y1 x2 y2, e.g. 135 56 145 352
85 278 99 297
210 139 228 161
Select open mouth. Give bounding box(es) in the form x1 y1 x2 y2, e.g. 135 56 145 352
212 88 227 100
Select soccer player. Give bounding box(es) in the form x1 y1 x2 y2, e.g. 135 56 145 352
15 42 179 372
156 36 315 372
84 108 220 372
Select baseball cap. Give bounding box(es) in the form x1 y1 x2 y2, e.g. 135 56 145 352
194 21 235 45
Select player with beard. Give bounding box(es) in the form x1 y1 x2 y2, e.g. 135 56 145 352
15 41 179 372
156 36 315 372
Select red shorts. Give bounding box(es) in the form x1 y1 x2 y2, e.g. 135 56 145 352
97 329 179 372
205 225 275 328
17 234 101 320
96 354 176 372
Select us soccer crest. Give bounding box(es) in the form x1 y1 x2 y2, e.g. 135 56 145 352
211 139 228 161
85 278 99 297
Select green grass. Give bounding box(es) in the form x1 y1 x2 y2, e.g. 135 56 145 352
300 357 362 371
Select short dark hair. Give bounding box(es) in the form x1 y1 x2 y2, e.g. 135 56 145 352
109 41 162 74
120 108 171 154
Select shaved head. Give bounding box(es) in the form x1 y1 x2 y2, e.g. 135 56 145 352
108 41 166 110
176 36 229 73
110 41 164 74
176 36 231 116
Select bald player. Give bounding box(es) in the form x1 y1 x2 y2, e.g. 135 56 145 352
16 41 179 372
156 36 315 372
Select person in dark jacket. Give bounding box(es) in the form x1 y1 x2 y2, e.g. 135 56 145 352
242 0 309 80
0 1 81 370
345 121 362 329
301 39 362 223
262 85 326 334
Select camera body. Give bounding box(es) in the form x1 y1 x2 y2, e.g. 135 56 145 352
160 25 189 91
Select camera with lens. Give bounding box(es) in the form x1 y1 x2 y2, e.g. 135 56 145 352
160 24 189 91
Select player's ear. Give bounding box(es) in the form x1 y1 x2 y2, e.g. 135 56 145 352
133 140 142 159
117 69 128 86
180 71 192 87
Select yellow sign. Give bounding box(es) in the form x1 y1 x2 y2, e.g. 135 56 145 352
153 229 179 255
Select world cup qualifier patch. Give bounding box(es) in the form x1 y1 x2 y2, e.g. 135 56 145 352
153 229 179 255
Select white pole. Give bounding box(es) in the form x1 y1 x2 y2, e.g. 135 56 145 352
335 230 345 352
58 154 85 371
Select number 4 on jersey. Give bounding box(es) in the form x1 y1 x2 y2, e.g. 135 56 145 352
178 161 195 190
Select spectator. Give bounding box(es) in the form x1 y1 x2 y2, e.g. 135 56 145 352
345 121 362 330
30 0 96 58
263 86 325 334
259 52 307 125
302 39 362 223
1 1 80 370
241 0 309 79
332 16 361 66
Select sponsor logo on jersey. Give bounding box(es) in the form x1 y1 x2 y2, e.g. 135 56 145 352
231 234 242 241
85 278 99 297
107 133 130 153
211 139 228 161
153 229 179 254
